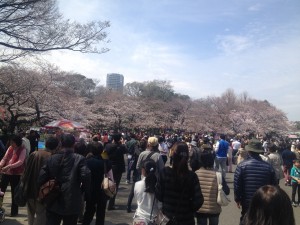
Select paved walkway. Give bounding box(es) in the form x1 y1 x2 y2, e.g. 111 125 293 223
1 169 300 225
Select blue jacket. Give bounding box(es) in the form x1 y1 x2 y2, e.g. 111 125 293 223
216 139 229 158
234 155 277 209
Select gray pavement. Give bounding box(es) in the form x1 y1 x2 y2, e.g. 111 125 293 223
1 168 300 225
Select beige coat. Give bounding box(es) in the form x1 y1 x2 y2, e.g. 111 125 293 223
268 152 284 180
195 168 221 214
237 148 249 165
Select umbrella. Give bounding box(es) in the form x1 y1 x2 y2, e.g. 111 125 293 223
44 119 85 130
288 134 298 139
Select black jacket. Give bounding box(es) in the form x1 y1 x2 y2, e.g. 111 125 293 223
38 149 91 215
105 143 126 173
156 167 204 225
86 155 112 202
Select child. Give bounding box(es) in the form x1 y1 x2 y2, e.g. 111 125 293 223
133 159 159 224
290 159 300 206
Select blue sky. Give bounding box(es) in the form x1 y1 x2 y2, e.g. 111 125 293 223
47 0 300 121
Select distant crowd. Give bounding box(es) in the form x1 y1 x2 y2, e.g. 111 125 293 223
0 128 297 225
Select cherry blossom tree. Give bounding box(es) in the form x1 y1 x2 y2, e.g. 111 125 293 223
0 69 291 137
0 0 110 62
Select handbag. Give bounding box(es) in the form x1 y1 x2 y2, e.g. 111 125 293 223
14 179 27 207
38 153 64 206
156 210 170 225
102 161 116 198
216 172 230 206
133 217 155 225
38 179 61 206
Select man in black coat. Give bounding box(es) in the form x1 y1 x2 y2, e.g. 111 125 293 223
105 132 126 210
38 134 91 225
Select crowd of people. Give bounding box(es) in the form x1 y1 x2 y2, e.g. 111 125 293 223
0 129 298 225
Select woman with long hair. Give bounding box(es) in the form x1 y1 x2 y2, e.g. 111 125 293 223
243 185 295 225
133 159 158 223
156 142 204 225
82 141 112 225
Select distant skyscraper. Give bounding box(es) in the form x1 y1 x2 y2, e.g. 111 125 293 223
106 73 124 92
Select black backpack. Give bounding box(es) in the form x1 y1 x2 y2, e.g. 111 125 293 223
190 147 201 171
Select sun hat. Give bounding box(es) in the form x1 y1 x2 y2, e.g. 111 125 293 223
245 139 264 153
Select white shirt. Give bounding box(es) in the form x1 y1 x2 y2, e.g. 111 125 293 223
158 142 169 155
134 178 159 221
22 137 31 158
232 140 241 150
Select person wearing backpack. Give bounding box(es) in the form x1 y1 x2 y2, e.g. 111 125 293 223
189 140 201 172
125 133 138 184
136 137 164 179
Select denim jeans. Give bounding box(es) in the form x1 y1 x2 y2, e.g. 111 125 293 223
196 213 219 225
214 157 227 178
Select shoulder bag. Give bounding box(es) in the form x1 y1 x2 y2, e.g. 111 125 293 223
38 154 64 206
216 172 230 206
102 161 116 198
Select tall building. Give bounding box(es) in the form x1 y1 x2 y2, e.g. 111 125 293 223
106 73 124 93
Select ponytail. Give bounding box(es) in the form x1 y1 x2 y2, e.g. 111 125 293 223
145 172 157 193
142 159 157 193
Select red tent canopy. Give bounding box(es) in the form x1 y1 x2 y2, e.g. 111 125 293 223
44 119 85 130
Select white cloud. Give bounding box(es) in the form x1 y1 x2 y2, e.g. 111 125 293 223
248 3 263 12
44 0 300 120
216 35 253 55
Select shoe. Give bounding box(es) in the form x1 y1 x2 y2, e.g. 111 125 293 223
107 206 116 211
292 202 298 207
0 208 5 222
126 207 132 213
126 180 130 184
